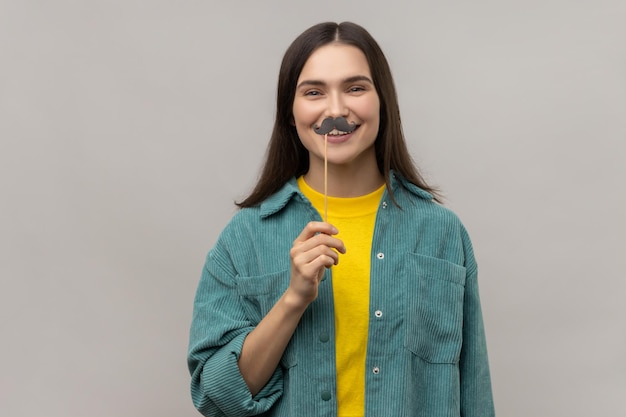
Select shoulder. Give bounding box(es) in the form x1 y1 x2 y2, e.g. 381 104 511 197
213 206 263 250
209 186 311 263
218 178 304 241
390 172 465 224
391 174 477 270
395 182 463 226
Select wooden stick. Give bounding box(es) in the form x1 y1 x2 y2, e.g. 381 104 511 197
324 133 328 222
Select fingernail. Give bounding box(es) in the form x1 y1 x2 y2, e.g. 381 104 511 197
331 227 338 234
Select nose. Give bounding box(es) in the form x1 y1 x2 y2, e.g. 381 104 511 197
327 91 348 118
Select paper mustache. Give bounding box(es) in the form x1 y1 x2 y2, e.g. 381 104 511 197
313 117 357 135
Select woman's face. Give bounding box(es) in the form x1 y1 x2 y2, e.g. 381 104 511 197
293 43 380 172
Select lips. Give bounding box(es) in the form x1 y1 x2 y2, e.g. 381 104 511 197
323 126 359 144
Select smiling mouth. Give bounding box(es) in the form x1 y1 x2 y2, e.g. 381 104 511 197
325 126 359 136
313 117 358 135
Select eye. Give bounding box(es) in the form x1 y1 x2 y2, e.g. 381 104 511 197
348 86 366 93
304 90 322 97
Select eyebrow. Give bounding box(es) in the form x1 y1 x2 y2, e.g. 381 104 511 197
296 75 374 90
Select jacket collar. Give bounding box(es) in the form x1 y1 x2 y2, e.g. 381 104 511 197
259 170 433 218
392 171 434 201
259 178 303 218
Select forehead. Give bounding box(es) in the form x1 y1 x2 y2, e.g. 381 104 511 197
297 43 372 83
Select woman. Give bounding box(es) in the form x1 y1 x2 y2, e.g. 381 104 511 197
188 21 495 417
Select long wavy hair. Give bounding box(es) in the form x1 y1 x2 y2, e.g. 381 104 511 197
237 21 440 207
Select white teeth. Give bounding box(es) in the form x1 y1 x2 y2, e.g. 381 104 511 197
327 128 347 136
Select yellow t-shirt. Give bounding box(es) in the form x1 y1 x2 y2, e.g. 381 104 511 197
297 176 385 417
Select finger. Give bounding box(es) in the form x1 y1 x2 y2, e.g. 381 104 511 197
292 245 340 268
293 232 346 255
290 239 344 265
302 254 337 278
294 221 339 243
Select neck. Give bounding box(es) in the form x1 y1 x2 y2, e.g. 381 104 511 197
304 157 384 197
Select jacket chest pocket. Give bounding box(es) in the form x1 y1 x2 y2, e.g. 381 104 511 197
403 253 466 364
236 269 297 368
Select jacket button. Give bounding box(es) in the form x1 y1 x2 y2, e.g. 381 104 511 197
319 332 330 343
372 366 380 374
376 252 384 260
374 310 383 318
321 390 332 401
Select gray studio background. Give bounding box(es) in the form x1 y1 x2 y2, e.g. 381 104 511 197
1 1 624 416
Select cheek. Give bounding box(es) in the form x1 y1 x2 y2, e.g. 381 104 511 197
352 96 380 120
292 100 317 125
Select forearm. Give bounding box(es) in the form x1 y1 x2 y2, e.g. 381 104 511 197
238 222 342 396
238 288 308 396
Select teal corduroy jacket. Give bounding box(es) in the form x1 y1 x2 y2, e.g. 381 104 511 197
188 173 495 417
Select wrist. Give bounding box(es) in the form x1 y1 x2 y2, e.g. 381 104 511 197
281 288 310 316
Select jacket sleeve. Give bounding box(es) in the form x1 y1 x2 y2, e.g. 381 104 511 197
187 247 283 417
459 228 496 416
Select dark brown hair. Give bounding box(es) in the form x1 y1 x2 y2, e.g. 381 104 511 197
237 21 440 207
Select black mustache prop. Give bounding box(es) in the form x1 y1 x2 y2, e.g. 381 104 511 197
313 117 357 135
